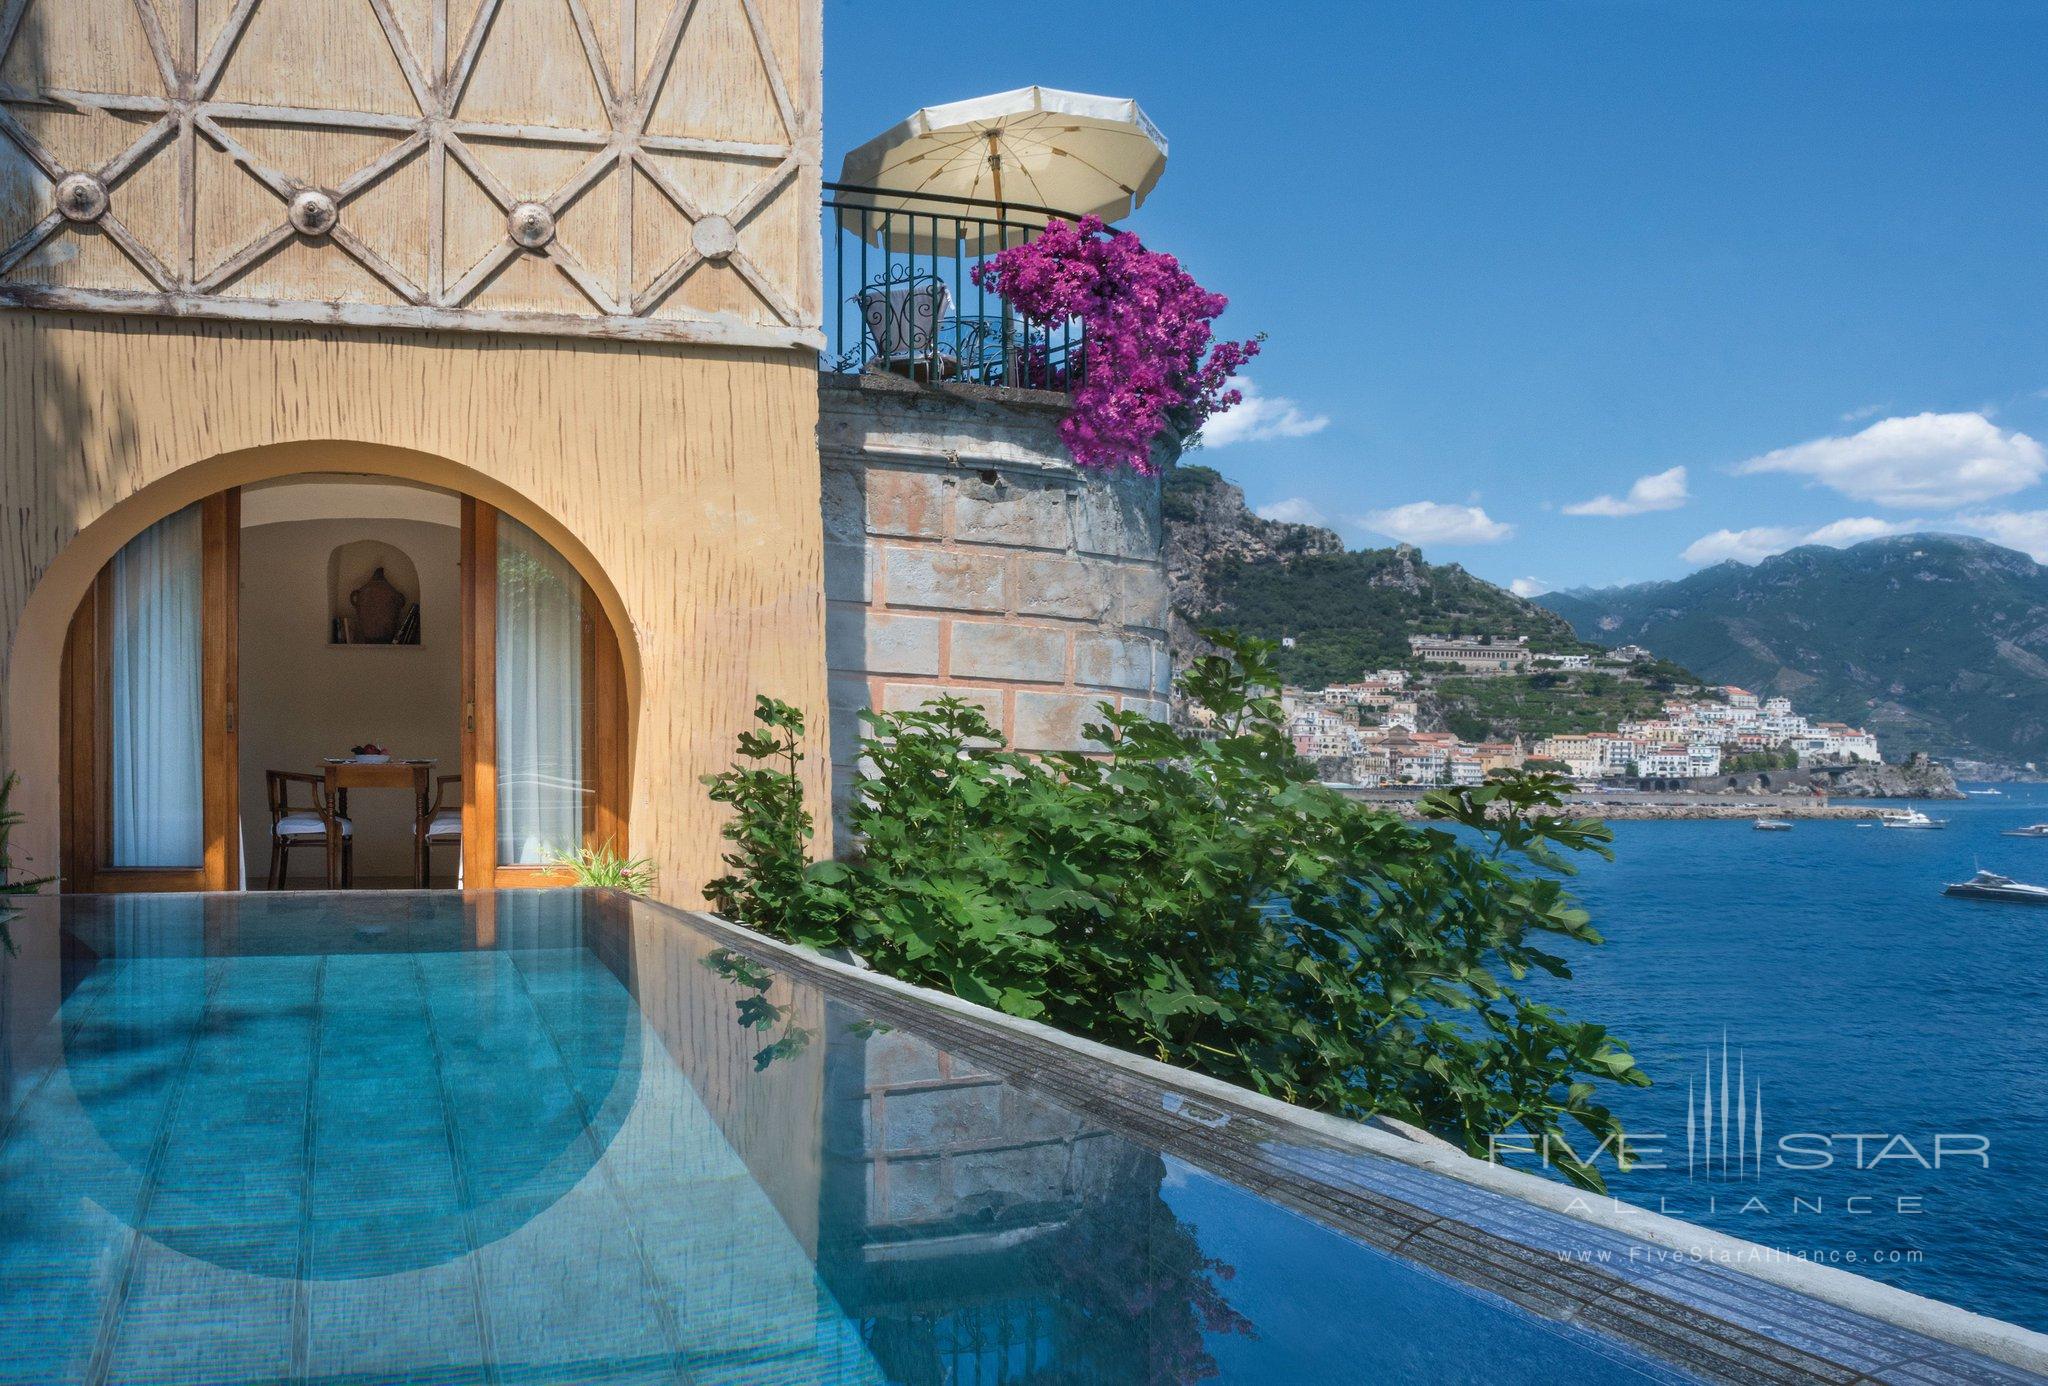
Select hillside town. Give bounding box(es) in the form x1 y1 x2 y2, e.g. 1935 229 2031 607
1284 635 1883 787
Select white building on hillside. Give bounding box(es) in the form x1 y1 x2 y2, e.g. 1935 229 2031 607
1796 723 1882 764
1408 634 1533 673
1636 744 1694 778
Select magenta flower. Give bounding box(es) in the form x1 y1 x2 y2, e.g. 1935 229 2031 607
972 216 1261 474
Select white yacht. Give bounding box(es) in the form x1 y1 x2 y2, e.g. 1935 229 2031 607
1879 808 1947 830
1753 817 1793 832
1944 870 2048 904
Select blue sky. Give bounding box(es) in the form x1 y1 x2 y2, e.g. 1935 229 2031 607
826 0 2048 593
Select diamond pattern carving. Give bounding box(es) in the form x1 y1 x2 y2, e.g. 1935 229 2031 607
0 0 820 346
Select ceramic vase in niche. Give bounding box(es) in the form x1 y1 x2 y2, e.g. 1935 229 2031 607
350 567 406 644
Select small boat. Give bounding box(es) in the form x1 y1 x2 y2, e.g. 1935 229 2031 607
1968 788 2005 797
1879 808 1947 830
1753 817 1793 831
1944 870 2048 904
2003 823 2048 839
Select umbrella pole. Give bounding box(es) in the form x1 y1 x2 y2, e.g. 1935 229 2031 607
988 134 1019 386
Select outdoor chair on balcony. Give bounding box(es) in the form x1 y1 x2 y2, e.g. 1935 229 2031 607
855 271 966 381
264 770 351 890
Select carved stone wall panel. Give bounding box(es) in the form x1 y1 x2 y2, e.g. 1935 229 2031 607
0 0 822 346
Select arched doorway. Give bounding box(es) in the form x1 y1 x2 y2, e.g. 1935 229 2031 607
45 457 634 894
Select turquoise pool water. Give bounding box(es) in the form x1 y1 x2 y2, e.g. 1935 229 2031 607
0 891 1681 1383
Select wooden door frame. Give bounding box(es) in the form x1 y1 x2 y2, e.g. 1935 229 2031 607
460 497 505 888
461 497 628 889
60 490 240 893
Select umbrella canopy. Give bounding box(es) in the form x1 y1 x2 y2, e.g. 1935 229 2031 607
835 86 1168 256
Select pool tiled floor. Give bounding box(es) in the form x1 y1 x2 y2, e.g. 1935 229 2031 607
0 949 880 1384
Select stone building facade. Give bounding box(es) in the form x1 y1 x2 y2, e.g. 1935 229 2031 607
0 0 831 901
818 374 1174 826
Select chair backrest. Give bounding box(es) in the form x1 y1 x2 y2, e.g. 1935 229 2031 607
855 274 953 361
430 775 462 816
266 770 327 823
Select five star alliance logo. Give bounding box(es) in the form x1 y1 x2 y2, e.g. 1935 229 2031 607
1688 1033 1764 1181
1488 1029 1991 1202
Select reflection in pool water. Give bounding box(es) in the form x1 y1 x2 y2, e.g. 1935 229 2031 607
0 891 1678 1383
57 915 640 1281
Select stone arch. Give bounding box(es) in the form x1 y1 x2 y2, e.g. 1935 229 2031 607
6 440 643 882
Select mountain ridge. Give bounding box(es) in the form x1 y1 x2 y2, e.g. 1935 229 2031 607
1538 534 2048 769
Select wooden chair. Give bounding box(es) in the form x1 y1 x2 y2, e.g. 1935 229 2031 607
417 775 461 886
265 771 351 890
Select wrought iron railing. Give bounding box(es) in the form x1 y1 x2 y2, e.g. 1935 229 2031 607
823 182 1085 391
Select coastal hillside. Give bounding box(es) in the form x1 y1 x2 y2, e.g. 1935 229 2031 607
1538 535 2048 770
1163 465 1589 686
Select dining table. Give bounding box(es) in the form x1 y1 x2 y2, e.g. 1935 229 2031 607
323 758 437 888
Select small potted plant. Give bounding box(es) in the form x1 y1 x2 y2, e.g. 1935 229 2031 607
0 772 53 950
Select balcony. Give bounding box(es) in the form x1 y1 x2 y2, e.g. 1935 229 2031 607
823 183 1085 393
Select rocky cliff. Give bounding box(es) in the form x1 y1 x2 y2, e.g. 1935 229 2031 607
1160 464 1587 686
1161 464 1342 664
1813 753 1965 800
1682 753 1963 800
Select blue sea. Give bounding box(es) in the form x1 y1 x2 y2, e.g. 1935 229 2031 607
1517 784 2048 1331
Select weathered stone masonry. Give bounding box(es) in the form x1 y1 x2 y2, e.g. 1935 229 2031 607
818 373 1174 824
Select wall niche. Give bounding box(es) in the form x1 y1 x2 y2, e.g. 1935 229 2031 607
328 540 422 645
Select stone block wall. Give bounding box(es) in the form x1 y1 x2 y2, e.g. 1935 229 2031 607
818 373 1173 828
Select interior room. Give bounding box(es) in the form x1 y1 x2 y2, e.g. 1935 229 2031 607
237 476 463 888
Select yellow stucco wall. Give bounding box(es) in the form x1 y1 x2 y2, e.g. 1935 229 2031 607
0 311 830 904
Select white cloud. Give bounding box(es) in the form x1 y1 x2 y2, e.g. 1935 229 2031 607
1680 508 2048 567
1681 527 1803 565
1680 516 1914 566
1360 501 1514 546
1803 516 1914 546
1944 510 2048 562
1562 466 1689 517
1200 376 1331 448
1839 403 1889 423
1733 411 2045 508
1255 496 1326 526
1510 577 1551 598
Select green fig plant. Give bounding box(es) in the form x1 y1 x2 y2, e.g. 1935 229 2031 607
705 634 1647 1191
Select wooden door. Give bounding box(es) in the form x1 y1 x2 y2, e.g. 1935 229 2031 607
460 499 627 889
61 491 241 892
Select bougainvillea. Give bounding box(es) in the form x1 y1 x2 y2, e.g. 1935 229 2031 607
971 216 1260 474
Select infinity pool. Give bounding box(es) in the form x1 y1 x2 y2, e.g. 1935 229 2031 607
0 891 1681 1383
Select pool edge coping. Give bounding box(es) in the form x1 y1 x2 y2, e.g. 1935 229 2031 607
656 899 2048 1381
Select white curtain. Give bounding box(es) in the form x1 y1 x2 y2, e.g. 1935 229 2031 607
109 505 204 868
496 517 586 865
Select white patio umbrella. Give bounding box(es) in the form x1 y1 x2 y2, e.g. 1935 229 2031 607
836 85 1168 255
